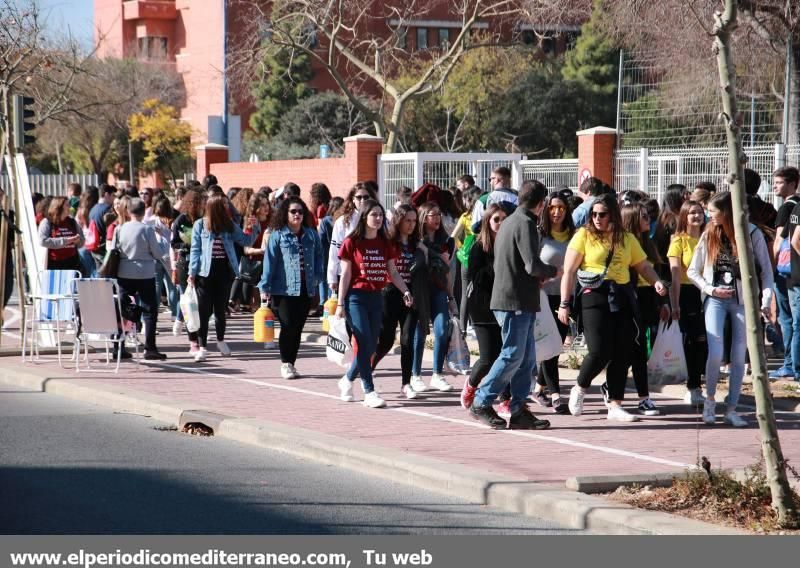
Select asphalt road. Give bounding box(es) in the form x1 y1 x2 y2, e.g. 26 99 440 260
0 386 581 535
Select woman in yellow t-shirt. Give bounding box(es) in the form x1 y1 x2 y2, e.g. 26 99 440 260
667 199 707 406
558 193 668 422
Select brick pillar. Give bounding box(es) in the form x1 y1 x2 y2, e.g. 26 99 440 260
343 134 384 183
196 143 229 180
577 127 617 187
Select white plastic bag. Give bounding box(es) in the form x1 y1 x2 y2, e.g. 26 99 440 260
180 285 201 333
326 316 353 368
534 290 562 363
647 320 689 385
447 316 470 375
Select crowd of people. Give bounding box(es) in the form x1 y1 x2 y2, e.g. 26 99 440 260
19 163 800 430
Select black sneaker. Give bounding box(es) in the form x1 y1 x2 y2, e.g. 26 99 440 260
600 382 611 408
144 350 168 361
509 406 551 430
116 350 133 360
552 399 570 415
532 390 552 407
469 403 507 430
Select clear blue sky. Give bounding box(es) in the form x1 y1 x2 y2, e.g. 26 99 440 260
37 0 94 45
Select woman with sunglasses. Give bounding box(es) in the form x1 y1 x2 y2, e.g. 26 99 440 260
687 192 773 427
410 201 457 393
336 199 413 408
259 197 324 380
460 204 507 410
531 192 574 414
327 183 378 294
559 193 668 421
619 202 666 416
667 200 708 406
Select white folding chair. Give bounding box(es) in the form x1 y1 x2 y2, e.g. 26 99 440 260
72 278 141 373
21 269 81 367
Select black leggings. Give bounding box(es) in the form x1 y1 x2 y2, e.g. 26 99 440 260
373 287 415 385
679 284 707 390
630 286 658 398
190 261 232 347
577 287 636 401
469 323 502 388
273 293 311 364
536 294 569 395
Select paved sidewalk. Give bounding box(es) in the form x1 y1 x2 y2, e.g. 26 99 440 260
4 310 799 488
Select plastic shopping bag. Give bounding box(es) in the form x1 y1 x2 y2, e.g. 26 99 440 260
534 290 562 363
326 316 354 368
647 320 689 385
180 285 201 333
446 317 471 375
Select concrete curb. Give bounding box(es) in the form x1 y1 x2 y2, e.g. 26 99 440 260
0 365 744 534
566 472 682 494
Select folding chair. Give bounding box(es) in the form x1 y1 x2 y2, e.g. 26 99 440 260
21 269 81 367
72 278 141 373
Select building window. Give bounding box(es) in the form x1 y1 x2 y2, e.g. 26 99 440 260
137 36 168 60
438 28 450 49
416 27 428 50
395 27 407 49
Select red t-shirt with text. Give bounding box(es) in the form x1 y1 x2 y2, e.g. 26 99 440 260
338 236 398 292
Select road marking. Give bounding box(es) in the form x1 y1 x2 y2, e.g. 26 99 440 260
143 360 696 470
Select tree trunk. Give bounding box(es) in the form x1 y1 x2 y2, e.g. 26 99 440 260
55 141 63 175
714 0 798 529
383 97 407 154
788 40 800 147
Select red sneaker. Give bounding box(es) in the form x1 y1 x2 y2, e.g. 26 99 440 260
460 380 477 409
496 399 511 418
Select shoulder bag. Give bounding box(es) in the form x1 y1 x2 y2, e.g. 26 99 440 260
576 241 615 290
98 228 121 278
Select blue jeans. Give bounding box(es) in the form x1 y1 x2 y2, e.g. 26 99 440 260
155 262 180 319
344 290 383 393
473 310 537 415
789 286 800 377
78 248 96 278
704 296 745 410
412 289 450 375
774 274 792 369
319 281 329 308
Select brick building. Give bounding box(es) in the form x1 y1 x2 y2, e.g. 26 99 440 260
95 1 580 149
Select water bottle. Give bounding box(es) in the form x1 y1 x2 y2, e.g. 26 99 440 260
322 295 338 332
254 305 275 348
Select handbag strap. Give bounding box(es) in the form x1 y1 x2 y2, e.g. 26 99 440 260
599 239 616 279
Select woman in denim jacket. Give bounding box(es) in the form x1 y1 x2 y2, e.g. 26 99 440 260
188 191 259 362
259 196 324 379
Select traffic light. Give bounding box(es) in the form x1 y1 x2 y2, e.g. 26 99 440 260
12 94 36 149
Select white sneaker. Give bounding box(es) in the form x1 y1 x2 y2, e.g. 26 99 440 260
703 399 716 425
172 320 182 336
193 348 208 362
363 391 386 408
217 341 231 357
568 385 585 416
410 375 427 392
401 384 417 400
429 373 453 392
684 388 704 406
281 363 298 380
607 405 639 422
725 410 748 428
338 375 354 402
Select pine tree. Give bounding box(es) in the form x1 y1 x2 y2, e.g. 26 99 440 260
562 0 618 96
249 48 313 137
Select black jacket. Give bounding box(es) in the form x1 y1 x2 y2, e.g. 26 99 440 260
466 243 497 326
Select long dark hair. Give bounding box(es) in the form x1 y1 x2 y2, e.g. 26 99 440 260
272 196 313 230
675 199 706 235
585 193 625 247
204 194 233 234
417 200 448 244
180 189 204 221
310 182 332 212
705 191 737 264
657 188 684 234
621 203 662 265
539 192 575 240
389 203 419 247
478 204 505 254
350 199 388 241
340 182 377 228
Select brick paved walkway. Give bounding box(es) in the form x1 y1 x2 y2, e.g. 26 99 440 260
5 309 800 487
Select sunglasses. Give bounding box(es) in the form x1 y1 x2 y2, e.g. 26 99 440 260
288 209 304 216
426 212 442 218
549 189 573 200
354 194 370 201
591 211 609 219
549 205 566 213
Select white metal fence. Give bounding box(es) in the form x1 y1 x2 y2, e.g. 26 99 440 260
0 173 99 197
615 143 800 206
377 152 579 208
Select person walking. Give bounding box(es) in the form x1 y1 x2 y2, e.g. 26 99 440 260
171 188 205 338
148 198 180 329
38 197 85 272
259 196 324 379
468 180 557 430
687 192 773 427
188 191 260 361
559 193 668 422
336 199 413 408
668 199 708 405
115 198 169 360
327 183 378 294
